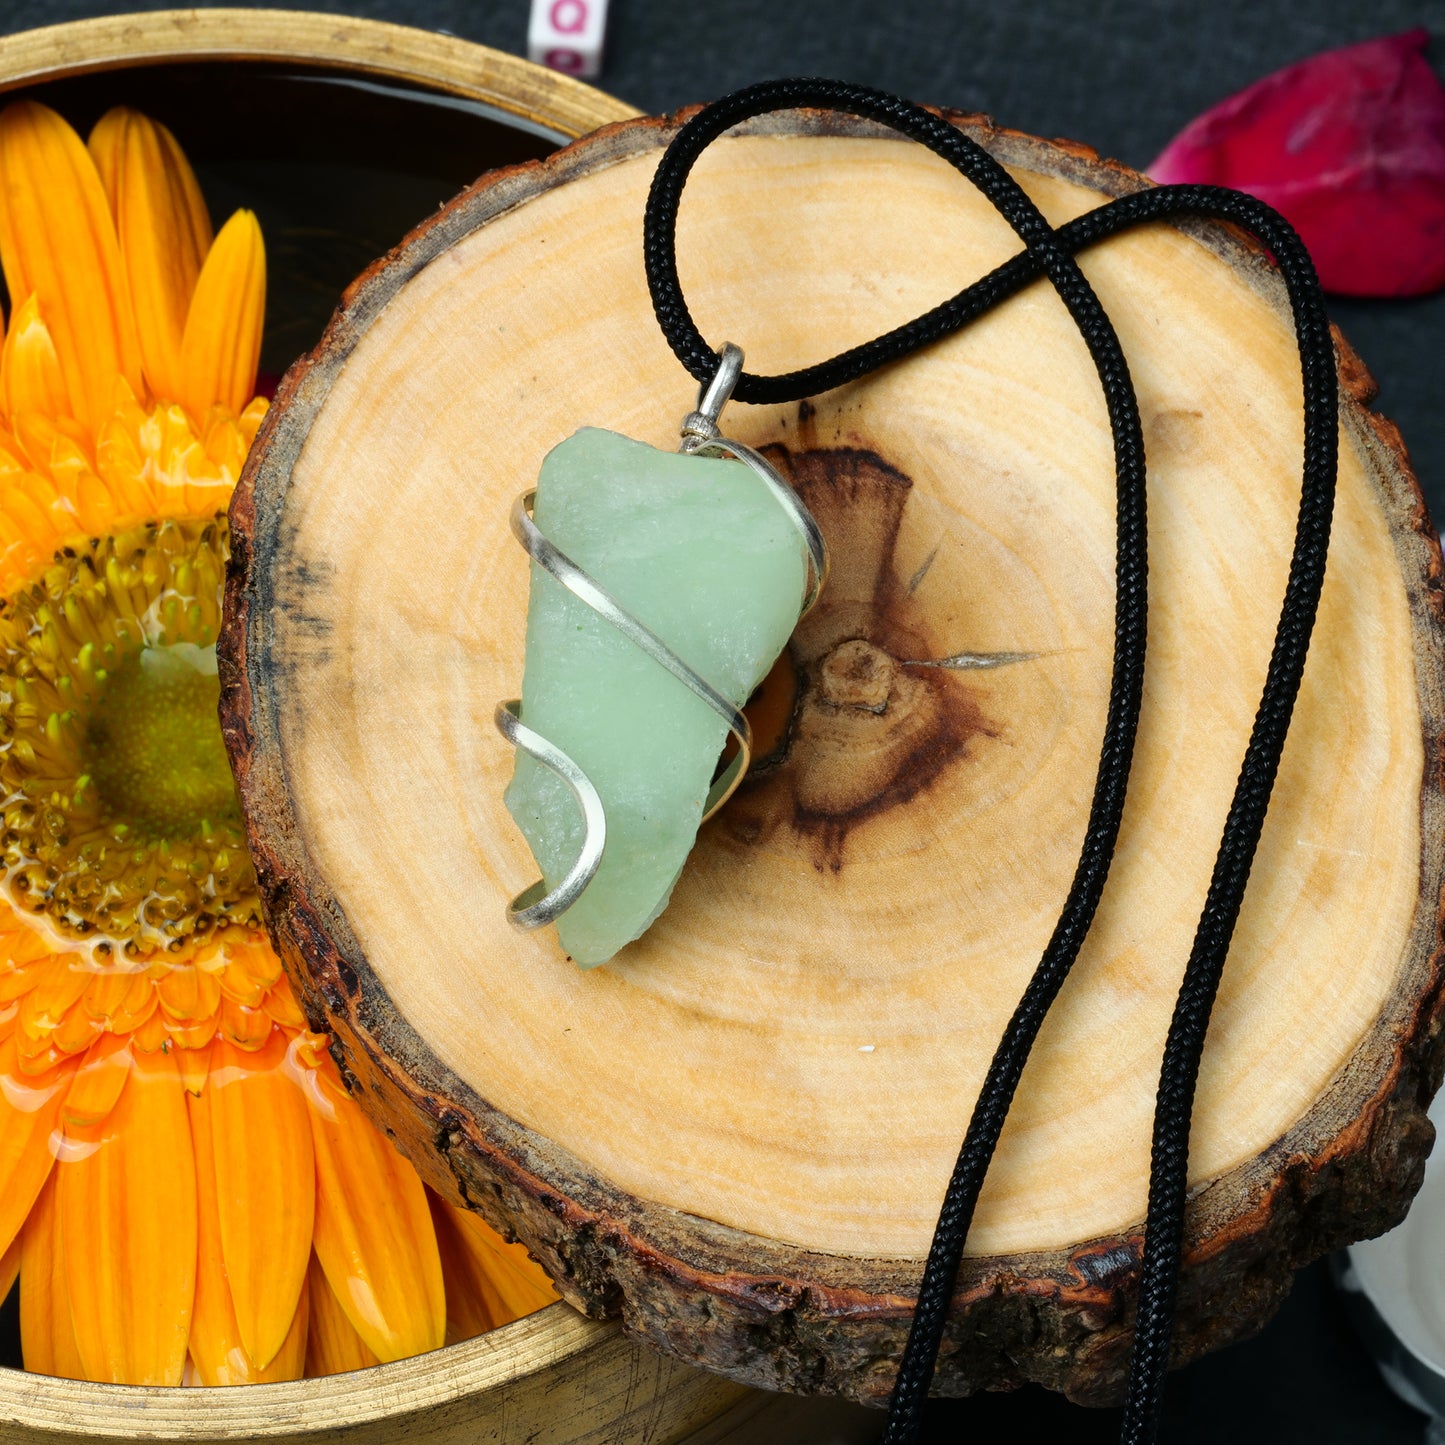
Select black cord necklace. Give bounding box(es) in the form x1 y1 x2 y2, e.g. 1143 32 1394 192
643 78 1336 1444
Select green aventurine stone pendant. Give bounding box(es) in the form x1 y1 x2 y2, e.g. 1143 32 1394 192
498 346 826 967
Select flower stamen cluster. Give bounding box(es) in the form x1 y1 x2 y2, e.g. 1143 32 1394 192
0 515 260 954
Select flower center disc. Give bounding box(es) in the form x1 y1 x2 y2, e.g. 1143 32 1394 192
85 643 237 837
0 515 260 954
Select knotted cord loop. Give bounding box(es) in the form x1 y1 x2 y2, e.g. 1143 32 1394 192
643 78 1335 1445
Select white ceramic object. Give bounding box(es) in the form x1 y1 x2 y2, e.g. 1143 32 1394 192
528 0 609 78
1343 1089 1445 1423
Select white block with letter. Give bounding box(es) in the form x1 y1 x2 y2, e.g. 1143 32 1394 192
528 0 608 78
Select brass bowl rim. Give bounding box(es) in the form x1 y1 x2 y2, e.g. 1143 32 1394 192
1 1310 614 1437
0 6 638 136
0 8 635 1431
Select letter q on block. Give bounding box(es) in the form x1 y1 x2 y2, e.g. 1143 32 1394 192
528 0 608 77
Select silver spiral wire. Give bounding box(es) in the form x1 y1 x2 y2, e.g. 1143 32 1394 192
498 344 828 931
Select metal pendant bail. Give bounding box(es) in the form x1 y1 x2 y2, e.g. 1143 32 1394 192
680 342 743 452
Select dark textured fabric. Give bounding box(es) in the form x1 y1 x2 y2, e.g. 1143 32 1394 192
1 7 1438 1442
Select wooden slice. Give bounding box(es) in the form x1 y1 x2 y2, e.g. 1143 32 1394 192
220 107 1445 1406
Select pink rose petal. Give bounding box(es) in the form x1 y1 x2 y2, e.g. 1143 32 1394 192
1149 29 1445 296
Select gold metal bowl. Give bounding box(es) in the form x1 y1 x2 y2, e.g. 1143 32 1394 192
0 12 747 1443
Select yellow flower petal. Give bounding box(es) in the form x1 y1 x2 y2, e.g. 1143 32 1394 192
59 1043 196 1384
82 969 154 1034
189 1077 309 1385
18 954 89 1043
207 1031 313 1370
187 1072 234 1381
175 1039 213 1097
10 408 95 482
190 1286 308 1387
157 961 222 1025
178 208 264 422
14 1033 68 1076
89 108 212 407
220 1000 271 1051
165 1011 218 1052
2 920 55 969
51 999 102 1059
0 101 143 433
309 1059 445 1362
236 938 282 992
60 1032 132 1131
130 1007 168 1054
239 393 268 445
0 959 47 1006
218 956 268 1008
0 1034 65 1257
428 1189 557 1341
20 1171 85 1380
263 979 308 1031
86 105 122 205
304 1252 378 1378
427 1190 496 1343
0 1230 19 1306
1 294 69 423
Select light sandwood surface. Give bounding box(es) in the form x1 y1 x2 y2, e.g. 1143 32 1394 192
228 111 1444 1401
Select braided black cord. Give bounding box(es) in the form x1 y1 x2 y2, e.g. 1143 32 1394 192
648 79 1148 1439
642 80 1335 1445
1062 188 1336 1445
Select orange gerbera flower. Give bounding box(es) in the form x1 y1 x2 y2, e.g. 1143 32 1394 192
0 100 555 1387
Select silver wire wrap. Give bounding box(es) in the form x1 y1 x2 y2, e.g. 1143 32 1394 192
498 342 828 930
494 698 607 928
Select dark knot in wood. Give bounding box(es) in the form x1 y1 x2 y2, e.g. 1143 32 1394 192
816 638 897 713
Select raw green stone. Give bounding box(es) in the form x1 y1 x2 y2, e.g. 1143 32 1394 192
505 427 807 967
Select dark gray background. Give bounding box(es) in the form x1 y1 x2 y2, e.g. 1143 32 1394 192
7 0 1445 510
1 4 1440 1441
